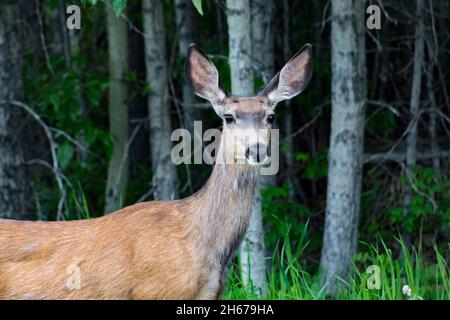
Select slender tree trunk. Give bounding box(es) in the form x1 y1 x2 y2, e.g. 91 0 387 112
49 0 70 65
251 0 273 83
174 0 198 135
227 0 254 95
425 24 440 174
0 2 31 219
226 0 267 294
402 0 424 236
104 3 129 213
426 46 440 174
309 0 323 198
142 0 178 200
320 0 366 296
282 0 296 201
66 4 89 164
215 2 226 52
436 0 449 114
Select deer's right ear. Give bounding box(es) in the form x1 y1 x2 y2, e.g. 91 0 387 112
185 44 227 112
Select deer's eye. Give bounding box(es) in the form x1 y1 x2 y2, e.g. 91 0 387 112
267 114 275 124
224 114 235 124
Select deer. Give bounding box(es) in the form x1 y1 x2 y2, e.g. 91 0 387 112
0 43 312 300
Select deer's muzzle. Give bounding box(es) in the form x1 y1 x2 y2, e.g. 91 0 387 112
245 143 270 166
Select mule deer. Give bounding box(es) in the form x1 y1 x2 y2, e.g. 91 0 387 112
0 44 312 299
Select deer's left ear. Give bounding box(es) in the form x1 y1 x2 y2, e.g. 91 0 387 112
259 43 313 106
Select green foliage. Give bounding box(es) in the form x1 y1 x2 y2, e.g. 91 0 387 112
222 234 450 300
366 108 396 138
111 0 127 16
294 149 328 180
344 238 450 300
57 143 74 169
82 0 98 6
262 183 311 248
84 0 126 16
25 53 111 218
387 166 450 232
192 0 203 16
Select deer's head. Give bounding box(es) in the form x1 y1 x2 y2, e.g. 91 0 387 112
185 44 312 167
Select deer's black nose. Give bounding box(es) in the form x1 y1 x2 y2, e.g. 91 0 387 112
245 143 267 163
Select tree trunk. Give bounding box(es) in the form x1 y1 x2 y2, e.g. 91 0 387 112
0 2 31 219
320 0 366 296
282 0 296 201
174 0 198 135
49 0 70 65
64 3 90 165
402 0 424 236
425 40 440 174
142 0 178 200
251 0 273 83
104 3 129 213
227 0 254 96
215 2 226 52
226 0 267 294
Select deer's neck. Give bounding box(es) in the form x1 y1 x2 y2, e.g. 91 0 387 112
186 140 258 269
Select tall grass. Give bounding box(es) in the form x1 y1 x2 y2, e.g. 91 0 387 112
222 234 450 300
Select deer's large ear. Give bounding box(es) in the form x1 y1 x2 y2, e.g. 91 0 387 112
259 44 313 106
185 44 227 112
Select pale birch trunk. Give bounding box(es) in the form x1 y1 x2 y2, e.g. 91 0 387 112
226 0 267 294
0 2 31 219
402 0 424 237
143 0 178 200
320 0 366 296
104 3 129 213
174 0 197 134
227 0 254 95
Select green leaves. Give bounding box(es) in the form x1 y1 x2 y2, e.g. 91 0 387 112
24 53 111 216
85 0 126 16
385 166 450 233
57 143 74 169
295 149 328 180
81 0 98 6
111 0 127 16
192 0 203 15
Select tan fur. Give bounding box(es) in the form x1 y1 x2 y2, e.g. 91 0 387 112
0 202 196 299
0 107 265 299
